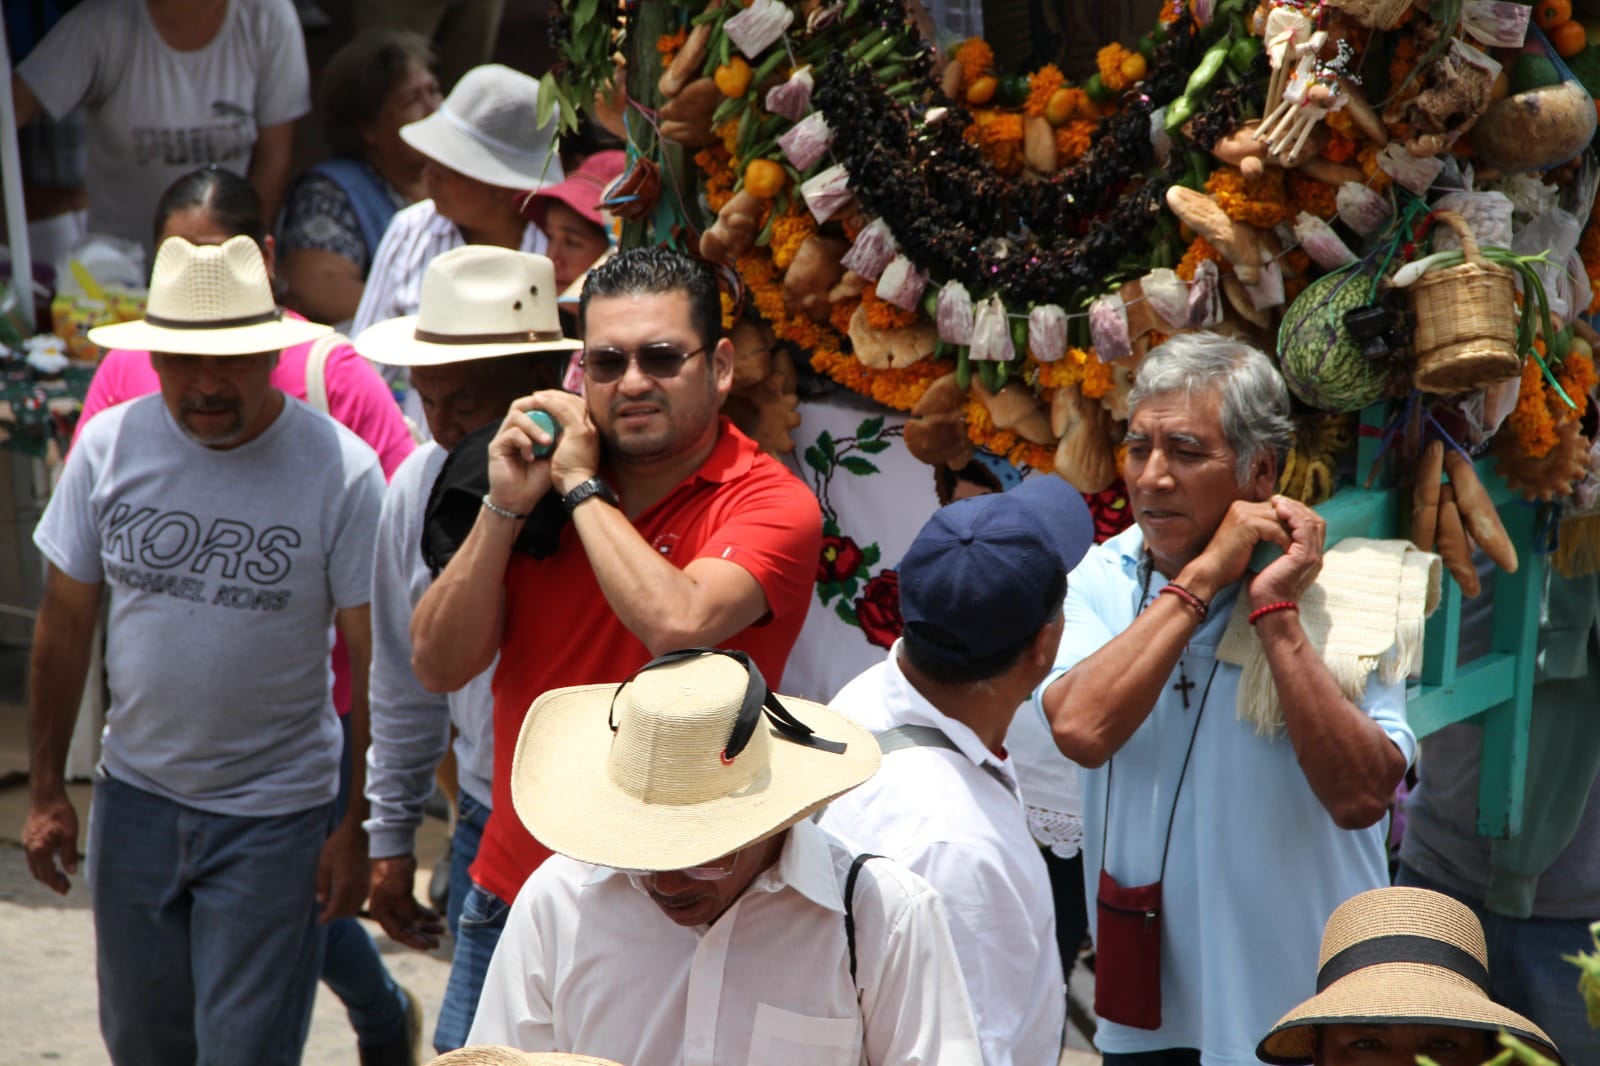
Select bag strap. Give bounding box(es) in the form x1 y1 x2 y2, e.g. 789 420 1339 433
844 851 882 988
875 724 1016 796
304 332 346 417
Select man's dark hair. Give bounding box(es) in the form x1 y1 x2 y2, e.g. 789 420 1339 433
319 29 436 158
578 246 723 351
900 569 1066 685
153 167 266 251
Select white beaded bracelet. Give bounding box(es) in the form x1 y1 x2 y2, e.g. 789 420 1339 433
481 494 528 521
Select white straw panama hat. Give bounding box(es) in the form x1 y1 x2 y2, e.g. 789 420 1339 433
426 1047 625 1066
510 649 881 872
355 246 580 366
400 64 564 192
87 236 332 356
1256 887 1563 1064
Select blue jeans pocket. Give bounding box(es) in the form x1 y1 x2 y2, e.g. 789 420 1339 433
458 883 509 931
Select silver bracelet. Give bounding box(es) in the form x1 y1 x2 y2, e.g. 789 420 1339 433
480 494 528 521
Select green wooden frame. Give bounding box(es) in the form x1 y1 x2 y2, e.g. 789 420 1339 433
1311 405 1543 840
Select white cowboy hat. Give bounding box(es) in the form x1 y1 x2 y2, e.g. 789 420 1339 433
354 246 579 366
1257 886 1563 1064
511 650 881 872
401 64 564 192
427 1048 624 1066
87 236 331 356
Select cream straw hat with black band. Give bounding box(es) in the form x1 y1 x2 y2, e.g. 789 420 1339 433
87 236 332 356
510 649 880 873
1257 887 1563 1064
355 246 579 366
426 1048 624 1065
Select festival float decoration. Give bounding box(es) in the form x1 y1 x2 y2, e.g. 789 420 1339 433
541 0 1600 585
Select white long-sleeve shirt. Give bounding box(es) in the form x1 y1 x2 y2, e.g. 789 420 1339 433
819 646 1067 1066
469 818 982 1066
364 442 497 857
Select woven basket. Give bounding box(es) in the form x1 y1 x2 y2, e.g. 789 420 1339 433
1409 211 1521 396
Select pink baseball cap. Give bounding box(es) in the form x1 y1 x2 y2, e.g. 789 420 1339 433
519 149 626 233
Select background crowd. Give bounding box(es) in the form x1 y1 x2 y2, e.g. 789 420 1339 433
7 2 1600 1066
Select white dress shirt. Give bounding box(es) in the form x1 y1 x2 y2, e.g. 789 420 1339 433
819 645 1066 1066
469 818 982 1066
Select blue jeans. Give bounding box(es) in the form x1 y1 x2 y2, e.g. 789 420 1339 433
447 789 491 939
433 881 509 1053
323 715 409 1048
88 773 330 1066
1397 864 1600 1061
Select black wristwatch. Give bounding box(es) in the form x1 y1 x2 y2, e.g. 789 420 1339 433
561 476 619 514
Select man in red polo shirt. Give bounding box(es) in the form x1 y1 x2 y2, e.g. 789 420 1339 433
408 245 823 1051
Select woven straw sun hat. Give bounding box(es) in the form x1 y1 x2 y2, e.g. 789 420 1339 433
87 236 331 356
354 246 579 366
426 1047 624 1066
401 64 563 192
1256 887 1563 1064
510 649 880 872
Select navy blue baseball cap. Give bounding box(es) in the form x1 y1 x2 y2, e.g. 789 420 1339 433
899 474 1095 666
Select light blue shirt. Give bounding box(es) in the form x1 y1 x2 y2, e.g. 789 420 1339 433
1033 525 1416 1064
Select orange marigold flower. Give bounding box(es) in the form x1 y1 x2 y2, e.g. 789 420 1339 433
769 208 816 271
965 111 1025 176
1097 43 1135 93
1056 120 1095 164
1081 357 1115 399
1322 129 1357 163
954 38 994 90
657 28 687 58
1559 348 1597 421
829 296 860 337
1176 236 1225 280
1509 355 1558 459
1025 65 1066 118
1158 0 1183 23
1286 171 1338 220
1358 144 1393 192
1205 166 1289 228
862 287 920 331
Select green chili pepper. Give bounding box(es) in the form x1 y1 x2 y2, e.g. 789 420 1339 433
1183 39 1231 99
1164 94 1194 132
1227 36 1262 75
955 347 973 390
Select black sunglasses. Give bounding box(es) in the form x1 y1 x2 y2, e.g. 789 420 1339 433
580 344 706 384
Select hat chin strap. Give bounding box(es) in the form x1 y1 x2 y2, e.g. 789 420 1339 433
608 648 847 758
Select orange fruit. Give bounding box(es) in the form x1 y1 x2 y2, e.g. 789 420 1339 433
744 158 786 199
1119 52 1148 84
1551 19 1587 56
1044 86 1076 125
1533 0 1571 30
966 75 999 105
713 56 752 98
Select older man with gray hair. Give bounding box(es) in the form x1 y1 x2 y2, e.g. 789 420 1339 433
1036 332 1415 1065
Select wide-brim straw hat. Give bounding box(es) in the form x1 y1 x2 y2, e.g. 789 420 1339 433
355 246 579 366
401 63 564 192
511 650 880 872
88 236 331 356
426 1048 624 1066
1256 887 1563 1064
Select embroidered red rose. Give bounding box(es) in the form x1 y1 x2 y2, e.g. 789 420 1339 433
854 570 903 648
817 534 866 584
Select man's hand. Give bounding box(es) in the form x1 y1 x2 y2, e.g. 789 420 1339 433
368 854 445 950
1185 498 1293 598
1248 495 1325 609
486 395 559 516
317 820 370 923
536 389 602 497
23 790 80 895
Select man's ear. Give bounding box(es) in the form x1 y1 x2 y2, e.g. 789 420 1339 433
710 336 736 396
1248 450 1279 501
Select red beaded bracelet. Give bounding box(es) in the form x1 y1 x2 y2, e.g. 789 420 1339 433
1248 601 1298 626
1158 582 1209 621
